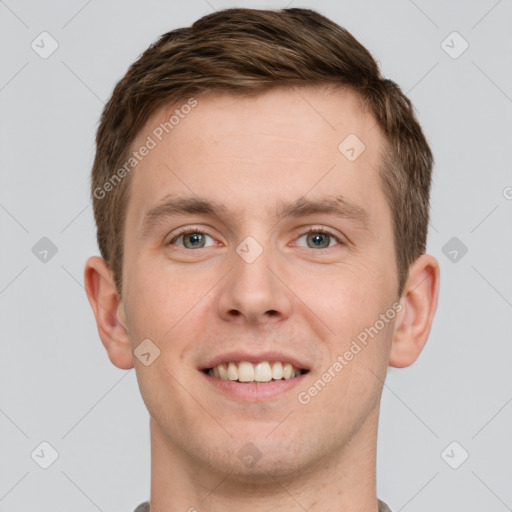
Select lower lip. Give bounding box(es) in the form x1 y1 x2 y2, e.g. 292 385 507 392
201 371 308 401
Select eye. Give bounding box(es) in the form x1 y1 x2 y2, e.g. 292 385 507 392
295 229 340 249
170 229 216 249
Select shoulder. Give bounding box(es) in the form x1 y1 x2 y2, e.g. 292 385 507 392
378 499 393 512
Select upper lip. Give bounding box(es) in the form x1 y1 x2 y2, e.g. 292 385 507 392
200 351 311 371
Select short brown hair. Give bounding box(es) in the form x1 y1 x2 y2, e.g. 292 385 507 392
91 7 433 296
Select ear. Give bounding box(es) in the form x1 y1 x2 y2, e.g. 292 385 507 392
84 256 134 370
389 254 440 368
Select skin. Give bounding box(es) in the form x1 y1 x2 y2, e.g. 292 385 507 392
85 85 440 512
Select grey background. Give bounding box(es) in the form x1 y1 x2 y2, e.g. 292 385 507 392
1 0 511 510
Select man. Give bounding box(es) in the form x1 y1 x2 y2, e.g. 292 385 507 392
84 8 440 512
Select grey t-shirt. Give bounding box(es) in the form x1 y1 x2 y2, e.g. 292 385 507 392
134 498 393 511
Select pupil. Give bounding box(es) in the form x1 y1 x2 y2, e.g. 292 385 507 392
308 232 329 248
185 233 204 248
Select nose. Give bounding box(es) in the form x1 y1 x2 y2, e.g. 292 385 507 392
216 241 292 325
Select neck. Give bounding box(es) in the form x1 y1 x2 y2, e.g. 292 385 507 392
148 406 381 512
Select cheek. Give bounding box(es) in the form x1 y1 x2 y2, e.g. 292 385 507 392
135 359 197 440
300 261 397 379
309 261 392 324
125 260 211 338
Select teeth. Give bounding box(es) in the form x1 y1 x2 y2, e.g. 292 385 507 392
227 362 238 381
218 363 229 380
208 361 304 383
254 362 272 382
272 361 283 380
272 361 284 380
283 363 293 380
238 361 255 382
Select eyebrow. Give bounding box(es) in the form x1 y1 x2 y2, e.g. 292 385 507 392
140 194 369 237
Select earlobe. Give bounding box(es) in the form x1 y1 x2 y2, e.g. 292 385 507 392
84 256 134 370
389 254 440 368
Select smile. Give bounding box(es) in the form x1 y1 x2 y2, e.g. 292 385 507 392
204 361 307 383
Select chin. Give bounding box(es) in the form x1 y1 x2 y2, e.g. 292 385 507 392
199 431 315 482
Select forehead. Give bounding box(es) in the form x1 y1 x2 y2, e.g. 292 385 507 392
125 85 388 228
148 86 376 159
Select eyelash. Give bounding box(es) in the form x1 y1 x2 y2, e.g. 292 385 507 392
168 226 343 249
297 227 343 249
168 227 217 247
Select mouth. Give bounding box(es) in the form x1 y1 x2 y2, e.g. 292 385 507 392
202 360 309 384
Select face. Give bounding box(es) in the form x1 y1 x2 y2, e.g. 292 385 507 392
120 86 399 480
